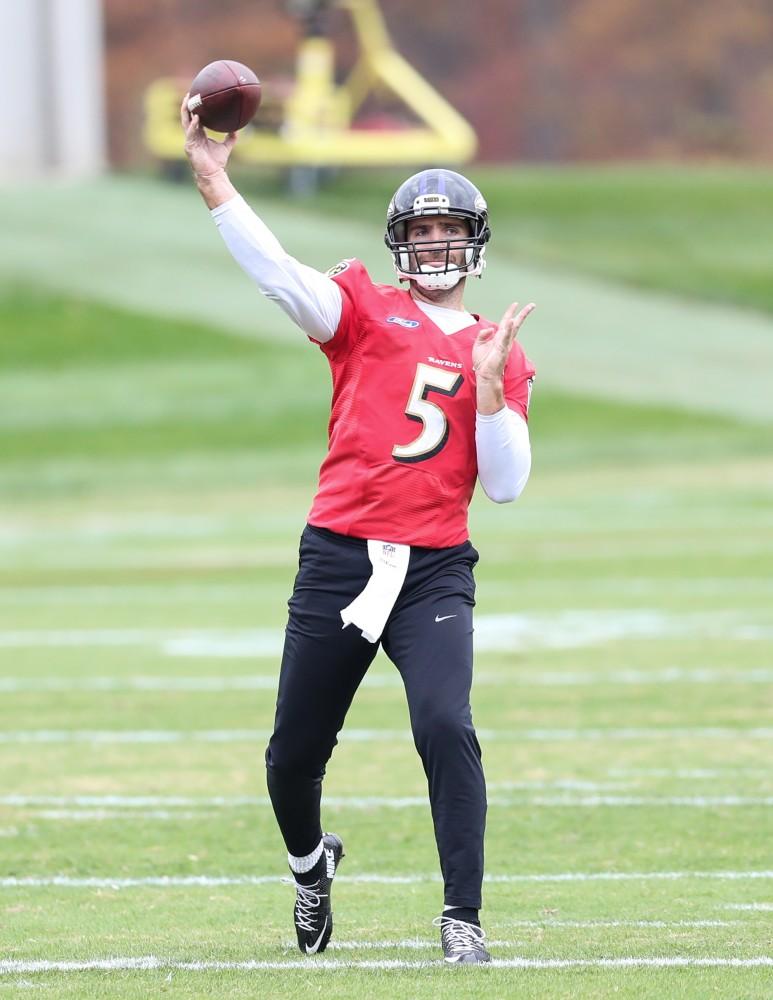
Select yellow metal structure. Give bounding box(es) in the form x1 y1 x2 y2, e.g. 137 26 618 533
144 0 477 168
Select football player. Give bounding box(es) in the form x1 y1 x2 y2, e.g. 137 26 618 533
182 98 535 964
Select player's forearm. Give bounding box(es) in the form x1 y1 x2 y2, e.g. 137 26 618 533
195 167 238 210
475 375 506 416
211 194 342 342
475 407 531 503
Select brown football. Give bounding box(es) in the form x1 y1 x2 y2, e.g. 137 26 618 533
187 60 261 133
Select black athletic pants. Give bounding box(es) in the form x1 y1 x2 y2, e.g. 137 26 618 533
265 524 486 909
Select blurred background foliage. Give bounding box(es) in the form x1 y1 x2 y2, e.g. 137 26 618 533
105 0 773 167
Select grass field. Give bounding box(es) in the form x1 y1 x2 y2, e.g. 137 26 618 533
1 167 772 998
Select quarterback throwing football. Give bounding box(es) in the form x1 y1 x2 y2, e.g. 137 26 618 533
182 97 535 964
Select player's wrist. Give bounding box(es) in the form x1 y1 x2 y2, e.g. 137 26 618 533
474 367 505 383
194 166 228 186
475 380 506 415
194 168 236 210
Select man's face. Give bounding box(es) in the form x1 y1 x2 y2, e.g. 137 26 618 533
404 215 471 275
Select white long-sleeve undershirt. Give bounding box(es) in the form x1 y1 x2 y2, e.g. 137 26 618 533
476 407 531 502
211 194 531 503
211 195 340 343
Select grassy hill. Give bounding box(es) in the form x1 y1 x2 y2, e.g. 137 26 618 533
2 166 773 421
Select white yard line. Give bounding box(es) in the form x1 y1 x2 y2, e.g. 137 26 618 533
0 629 193 647
2 871 772 889
32 809 209 821
523 667 773 685
488 779 625 791
489 796 773 807
1 666 772 692
0 956 771 973
0 629 284 657
3 793 772 815
244 930 744 952
331 923 743 940
1 727 771 744
2 573 771 588
490 920 740 929
0 610 771 656
0 583 287 606
0 676 286 692
0 577 770 606
0 673 499 692
0 729 279 744
0 514 231 544
608 767 769 778
722 903 773 911
0 794 269 807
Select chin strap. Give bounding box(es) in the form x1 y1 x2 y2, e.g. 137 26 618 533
413 268 463 290
394 254 486 290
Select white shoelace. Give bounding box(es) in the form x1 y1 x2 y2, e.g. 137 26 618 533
432 915 488 955
282 877 328 933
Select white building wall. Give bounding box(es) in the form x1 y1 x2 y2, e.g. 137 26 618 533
0 0 106 179
0 0 48 175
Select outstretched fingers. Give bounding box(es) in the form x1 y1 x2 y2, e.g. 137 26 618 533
513 302 536 328
474 301 536 377
500 301 521 327
499 301 535 350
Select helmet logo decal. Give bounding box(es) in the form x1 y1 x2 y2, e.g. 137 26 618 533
413 193 450 214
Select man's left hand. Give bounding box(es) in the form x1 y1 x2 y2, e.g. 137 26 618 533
472 302 535 414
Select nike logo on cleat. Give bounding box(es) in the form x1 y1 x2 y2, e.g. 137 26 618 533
325 848 336 878
305 917 329 955
434 614 457 623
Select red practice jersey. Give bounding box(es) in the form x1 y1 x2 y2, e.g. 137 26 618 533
307 260 535 547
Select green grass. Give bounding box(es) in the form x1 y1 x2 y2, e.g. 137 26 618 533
1 168 772 997
269 164 773 315
0 289 257 368
3 169 773 423
1 291 770 478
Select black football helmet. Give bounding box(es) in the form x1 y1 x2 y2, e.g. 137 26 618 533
385 168 491 290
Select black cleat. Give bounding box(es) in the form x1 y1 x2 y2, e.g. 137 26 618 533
286 833 345 955
433 915 492 964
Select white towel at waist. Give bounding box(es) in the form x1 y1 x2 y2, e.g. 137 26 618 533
340 540 410 643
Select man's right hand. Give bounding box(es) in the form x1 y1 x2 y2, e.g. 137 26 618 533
181 93 238 209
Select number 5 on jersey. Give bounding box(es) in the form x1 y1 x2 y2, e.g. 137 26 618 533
392 363 463 464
